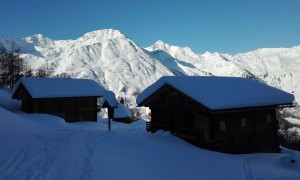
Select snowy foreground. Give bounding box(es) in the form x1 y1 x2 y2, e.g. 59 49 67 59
0 90 300 180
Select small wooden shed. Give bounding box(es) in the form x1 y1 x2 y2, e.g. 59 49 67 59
12 77 117 122
113 103 132 123
137 76 294 154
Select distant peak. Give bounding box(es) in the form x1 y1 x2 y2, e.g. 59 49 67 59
26 34 47 40
201 51 221 57
24 34 53 46
148 40 170 51
203 51 212 55
79 29 127 42
154 40 167 46
149 41 196 54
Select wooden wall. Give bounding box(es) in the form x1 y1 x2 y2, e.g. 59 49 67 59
149 86 210 139
22 97 98 122
211 109 279 153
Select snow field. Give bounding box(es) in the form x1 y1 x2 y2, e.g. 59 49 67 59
0 89 300 180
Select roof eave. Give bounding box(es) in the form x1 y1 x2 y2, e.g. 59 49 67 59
211 103 295 113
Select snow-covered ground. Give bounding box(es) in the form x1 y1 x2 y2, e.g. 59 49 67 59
0 89 300 180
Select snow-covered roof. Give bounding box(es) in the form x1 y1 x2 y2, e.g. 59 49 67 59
114 104 132 118
104 91 118 107
137 76 295 110
12 78 117 106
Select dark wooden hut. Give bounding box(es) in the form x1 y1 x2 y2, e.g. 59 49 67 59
137 76 295 154
12 77 117 122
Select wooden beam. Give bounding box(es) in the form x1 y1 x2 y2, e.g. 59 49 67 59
107 107 114 131
108 118 111 131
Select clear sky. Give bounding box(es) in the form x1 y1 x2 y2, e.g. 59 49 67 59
1 0 300 54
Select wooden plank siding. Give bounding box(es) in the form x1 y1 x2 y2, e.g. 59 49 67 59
21 96 98 122
145 84 280 154
210 109 279 153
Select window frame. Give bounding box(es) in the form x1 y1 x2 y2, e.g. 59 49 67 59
220 120 226 131
241 117 247 127
266 114 272 123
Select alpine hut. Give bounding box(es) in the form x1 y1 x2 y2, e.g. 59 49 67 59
113 103 132 123
12 77 117 122
137 76 295 154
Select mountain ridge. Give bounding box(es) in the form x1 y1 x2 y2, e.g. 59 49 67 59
0 29 299 115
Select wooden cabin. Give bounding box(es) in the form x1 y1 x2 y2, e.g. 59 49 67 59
137 76 295 154
12 77 117 122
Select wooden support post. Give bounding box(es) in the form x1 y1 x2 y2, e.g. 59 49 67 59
108 117 111 131
107 107 114 131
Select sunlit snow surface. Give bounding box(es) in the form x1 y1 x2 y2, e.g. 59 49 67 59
1 89 300 180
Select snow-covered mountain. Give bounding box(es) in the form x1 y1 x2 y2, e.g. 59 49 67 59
146 40 253 78
1 29 300 113
1 29 173 106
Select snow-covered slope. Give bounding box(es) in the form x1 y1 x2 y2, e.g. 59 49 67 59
1 89 300 180
146 40 250 78
232 47 300 103
1 29 300 112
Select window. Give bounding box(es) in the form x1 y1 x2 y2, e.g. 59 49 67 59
266 114 272 123
220 121 226 131
241 118 247 127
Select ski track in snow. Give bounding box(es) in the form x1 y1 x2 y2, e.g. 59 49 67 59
0 129 107 180
242 156 254 180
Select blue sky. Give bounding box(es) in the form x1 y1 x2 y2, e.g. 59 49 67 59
1 0 300 54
